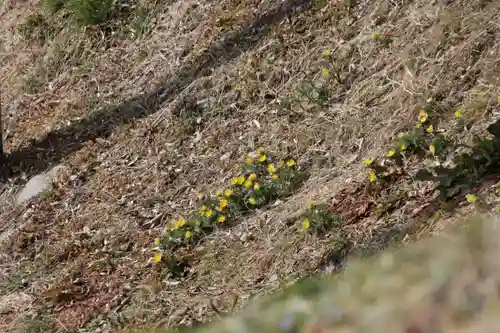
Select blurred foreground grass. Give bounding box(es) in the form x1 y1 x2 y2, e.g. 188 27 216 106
142 213 500 333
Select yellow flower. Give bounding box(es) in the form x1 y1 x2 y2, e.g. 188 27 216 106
153 252 162 263
426 125 433 133
267 163 277 173
154 238 161 246
257 154 267 163
248 197 256 205
497 95 500 105
237 175 245 185
369 171 377 183
400 144 407 151
465 194 477 203
370 32 379 40
322 49 332 57
455 110 463 118
429 143 436 155
387 150 396 157
321 68 330 78
217 215 226 223
216 190 222 197
286 159 296 167
418 109 428 123
248 173 257 181
256 147 265 154
231 177 239 186
246 156 254 164
363 159 374 166
302 219 310 229
185 231 192 240
219 199 228 209
254 182 261 191
205 210 214 217
272 174 279 181
199 205 208 214
416 123 422 129
174 218 186 230
224 189 233 197
244 179 253 188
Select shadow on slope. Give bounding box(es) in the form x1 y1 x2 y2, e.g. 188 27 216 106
1 0 314 181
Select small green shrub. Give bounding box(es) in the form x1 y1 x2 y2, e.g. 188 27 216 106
152 148 308 264
415 121 500 199
66 0 120 26
44 0 132 27
300 202 345 234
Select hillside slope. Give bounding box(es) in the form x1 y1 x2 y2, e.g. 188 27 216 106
155 214 500 333
1 0 500 332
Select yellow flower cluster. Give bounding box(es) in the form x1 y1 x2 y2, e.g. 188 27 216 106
232 175 245 186
174 218 186 230
418 109 428 124
369 170 377 183
429 143 436 155
153 147 302 260
153 252 162 263
199 205 214 217
465 193 477 203
216 199 228 212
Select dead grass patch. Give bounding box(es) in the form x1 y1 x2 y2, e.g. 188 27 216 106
1 0 500 332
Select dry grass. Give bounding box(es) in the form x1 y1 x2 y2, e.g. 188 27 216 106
1 0 500 332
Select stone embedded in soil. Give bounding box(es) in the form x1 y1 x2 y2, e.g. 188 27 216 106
16 164 67 204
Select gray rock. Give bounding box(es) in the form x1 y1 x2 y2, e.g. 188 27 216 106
16 165 66 204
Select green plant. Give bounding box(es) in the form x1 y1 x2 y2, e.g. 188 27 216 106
45 0 132 27
415 120 500 199
65 0 120 26
320 48 344 86
300 202 345 234
370 31 393 46
152 148 309 263
130 5 153 37
362 107 444 186
295 80 330 107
